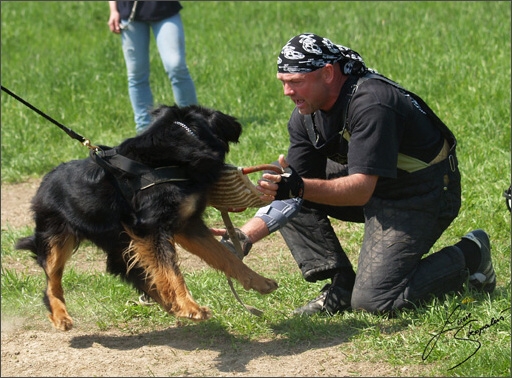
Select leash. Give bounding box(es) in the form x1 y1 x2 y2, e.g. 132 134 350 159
220 209 264 316
1 85 189 200
1 85 99 151
119 0 138 30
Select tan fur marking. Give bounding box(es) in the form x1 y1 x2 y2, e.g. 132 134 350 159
179 193 201 220
123 226 210 320
175 232 278 294
45 234 76 331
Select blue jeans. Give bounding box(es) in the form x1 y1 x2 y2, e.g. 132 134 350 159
120 13 197 134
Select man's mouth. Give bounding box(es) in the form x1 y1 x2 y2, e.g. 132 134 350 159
295 99 305 108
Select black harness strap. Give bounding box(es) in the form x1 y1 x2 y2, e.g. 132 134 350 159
91 146 189 206
304 76 358 148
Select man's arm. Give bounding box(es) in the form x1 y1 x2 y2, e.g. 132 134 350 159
302 173 377 206
257 154 378 207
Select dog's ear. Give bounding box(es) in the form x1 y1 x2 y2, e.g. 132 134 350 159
187 105 242 148
206 110 242 145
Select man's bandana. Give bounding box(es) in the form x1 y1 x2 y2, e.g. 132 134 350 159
277 33 368 76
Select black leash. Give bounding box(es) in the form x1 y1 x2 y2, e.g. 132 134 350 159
1 85 98 150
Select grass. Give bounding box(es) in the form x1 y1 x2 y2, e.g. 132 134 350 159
1 1 510 377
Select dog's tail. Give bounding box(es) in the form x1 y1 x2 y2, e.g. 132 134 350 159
15 235 37 254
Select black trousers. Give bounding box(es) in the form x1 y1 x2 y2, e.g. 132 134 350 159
279 155 468 313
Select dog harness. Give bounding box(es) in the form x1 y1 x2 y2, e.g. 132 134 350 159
90 145 189 206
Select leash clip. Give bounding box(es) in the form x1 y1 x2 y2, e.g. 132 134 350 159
82 139 99 151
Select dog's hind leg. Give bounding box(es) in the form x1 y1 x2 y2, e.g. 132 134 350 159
123 229 212 321
175 221 278 295
42 234 77 331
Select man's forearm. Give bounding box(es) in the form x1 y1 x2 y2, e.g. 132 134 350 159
302 173 377 206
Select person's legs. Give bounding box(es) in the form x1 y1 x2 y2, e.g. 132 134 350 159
152 14 197 107
351 197 467 313
279 204 363 284
121 20 153 133
279 203 364 315
352 161 466 313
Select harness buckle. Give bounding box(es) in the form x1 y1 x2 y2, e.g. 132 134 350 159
449 154 456 172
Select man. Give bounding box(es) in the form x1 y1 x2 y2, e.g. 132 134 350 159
219 33 496 316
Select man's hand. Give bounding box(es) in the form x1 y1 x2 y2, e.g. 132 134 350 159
257 155 304 200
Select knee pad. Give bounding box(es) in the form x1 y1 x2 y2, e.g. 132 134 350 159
255 198 303 234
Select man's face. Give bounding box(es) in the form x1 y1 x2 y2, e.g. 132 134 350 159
276 68 328 114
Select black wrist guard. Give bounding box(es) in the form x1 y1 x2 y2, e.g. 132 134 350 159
275 166 304 200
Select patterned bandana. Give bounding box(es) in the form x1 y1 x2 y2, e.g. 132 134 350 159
277 33 368 76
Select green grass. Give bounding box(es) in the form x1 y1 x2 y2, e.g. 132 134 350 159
1 1 510 377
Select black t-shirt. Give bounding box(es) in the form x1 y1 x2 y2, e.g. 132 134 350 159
286 75 445 184
117 1 182 22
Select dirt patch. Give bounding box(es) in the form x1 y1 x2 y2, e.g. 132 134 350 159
1 178 40 230
1 180 419 377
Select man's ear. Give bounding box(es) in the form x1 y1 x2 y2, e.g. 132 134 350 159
322 64 335 83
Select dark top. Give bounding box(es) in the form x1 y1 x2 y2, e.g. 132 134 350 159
286 75 447 197
117 1 182 22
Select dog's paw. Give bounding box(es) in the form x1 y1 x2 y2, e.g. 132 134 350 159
243 274 278 295
258 277 279 294
176 306 212 321
48 313 74 331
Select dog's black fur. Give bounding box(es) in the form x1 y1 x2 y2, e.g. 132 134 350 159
15 104 278 331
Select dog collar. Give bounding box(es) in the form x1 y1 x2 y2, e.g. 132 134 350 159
174 121 197 138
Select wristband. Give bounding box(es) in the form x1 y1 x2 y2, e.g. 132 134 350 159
275 166 304 200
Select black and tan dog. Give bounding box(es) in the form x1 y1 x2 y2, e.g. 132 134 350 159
15 104 278 331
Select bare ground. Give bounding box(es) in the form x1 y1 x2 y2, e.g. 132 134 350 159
1 180 420 377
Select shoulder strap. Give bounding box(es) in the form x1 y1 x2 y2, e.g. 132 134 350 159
304 113 318 145
355 73 457 149
304 72 456 172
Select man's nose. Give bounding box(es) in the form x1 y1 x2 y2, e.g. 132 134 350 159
283 83 294 96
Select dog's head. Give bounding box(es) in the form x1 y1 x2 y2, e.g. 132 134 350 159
118 105 242 184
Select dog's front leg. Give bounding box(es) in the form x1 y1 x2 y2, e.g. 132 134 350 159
147 263 212 321
123 229 211 321
175 225 278 295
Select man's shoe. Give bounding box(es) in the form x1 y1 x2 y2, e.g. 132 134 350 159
292 284 351 316
462 229 496 293
220 228 252 260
